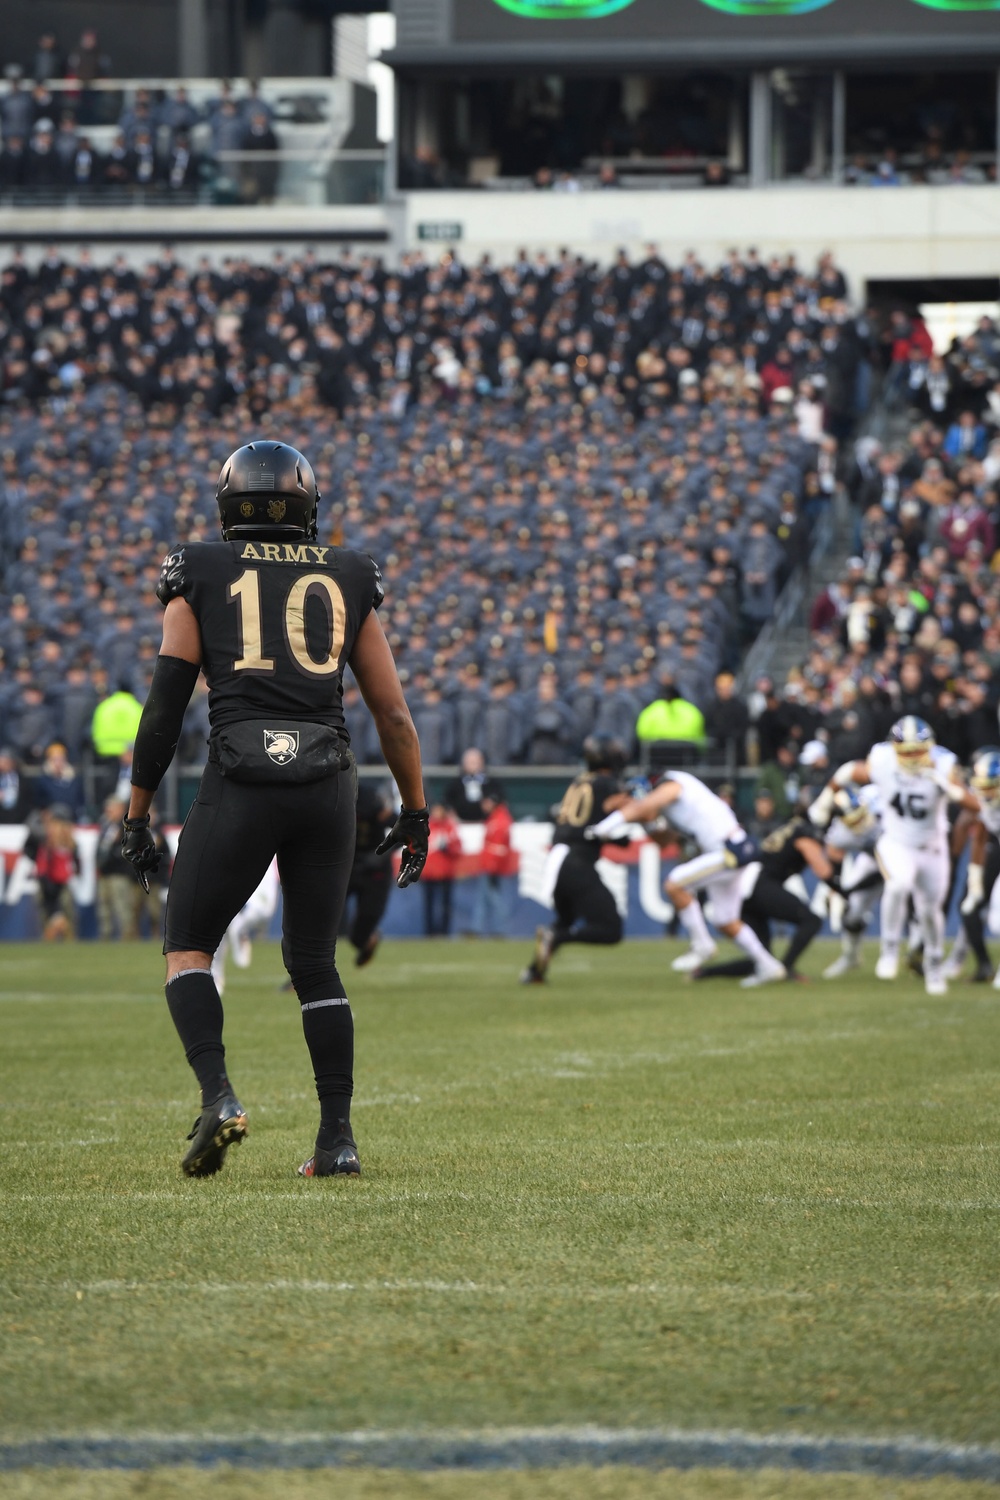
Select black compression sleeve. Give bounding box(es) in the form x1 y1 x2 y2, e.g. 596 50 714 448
130 655 201 792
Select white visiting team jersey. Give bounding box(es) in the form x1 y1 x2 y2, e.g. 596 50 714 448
867 742 956 849
661 770 740 852
978 797 1000 838
826 785 883 854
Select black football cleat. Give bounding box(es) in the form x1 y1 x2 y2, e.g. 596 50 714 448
355 930 381 968
970 961 993 983
298 1137 362 1177
519 925 555 985
181 1092 248 1178
907 949 924 978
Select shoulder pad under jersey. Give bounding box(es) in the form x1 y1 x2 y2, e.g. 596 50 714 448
156 546 189 607
371 557 385 610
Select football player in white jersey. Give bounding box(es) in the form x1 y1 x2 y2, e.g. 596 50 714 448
957 747 1000 988
211 858 280 997
590 769 787 987
810 716 979 995
815 784 884 978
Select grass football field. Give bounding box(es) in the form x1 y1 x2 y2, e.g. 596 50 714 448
1 935 999 1499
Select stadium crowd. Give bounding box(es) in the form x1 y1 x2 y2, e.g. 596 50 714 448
751 308 1000 808
0 239 867 800
0 65 278 200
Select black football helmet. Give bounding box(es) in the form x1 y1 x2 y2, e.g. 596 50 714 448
216 440 319 541
583 733 627 775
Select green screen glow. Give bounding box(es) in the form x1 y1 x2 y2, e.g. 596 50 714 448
491 0 638 16
697 0 836 12
908 0 1000 8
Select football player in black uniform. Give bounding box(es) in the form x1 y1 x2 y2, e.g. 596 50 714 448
343 779 396 968
693 816 832 983
120 441 428 1180
520 734 628 984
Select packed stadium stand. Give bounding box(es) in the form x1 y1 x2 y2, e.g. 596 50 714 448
0 240 855 793
2 0 1000 828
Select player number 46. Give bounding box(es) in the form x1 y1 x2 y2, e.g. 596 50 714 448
229 568 347 677
890 790 929 819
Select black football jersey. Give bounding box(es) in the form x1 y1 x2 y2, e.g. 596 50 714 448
157 539 383 740
552 770 623 864
759 819 815 884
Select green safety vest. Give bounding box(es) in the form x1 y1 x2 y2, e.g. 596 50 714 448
91 692 143 758
635 697 706 744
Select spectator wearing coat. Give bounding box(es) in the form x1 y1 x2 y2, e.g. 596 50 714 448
0 747 32 823
95 795 135 939
422 804 463 937
24 805 80 940
443 747 504 823
704 672 749 766
476 790 517 937
938 489 995 563
943 410 988 463
523 670 578 765
0 76 35 141
33 742 85 820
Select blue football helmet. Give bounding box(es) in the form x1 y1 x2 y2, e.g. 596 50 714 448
889 715 935 772
834 784 875 833
971 747 1000 805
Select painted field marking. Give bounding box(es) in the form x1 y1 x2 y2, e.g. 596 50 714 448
2 1427 1000 1481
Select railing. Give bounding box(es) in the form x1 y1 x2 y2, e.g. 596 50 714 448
736 497 837 697
27 756 761 831
0 77 386 207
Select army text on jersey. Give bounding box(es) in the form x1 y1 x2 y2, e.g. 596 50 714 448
157 540 384 740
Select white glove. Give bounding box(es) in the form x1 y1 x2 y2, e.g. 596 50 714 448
587 809 629 841
808 786 837 827
961 863 985 916
935 769 968 803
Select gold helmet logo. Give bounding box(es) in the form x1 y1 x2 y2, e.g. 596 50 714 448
240 501 255 518
267 499 287 522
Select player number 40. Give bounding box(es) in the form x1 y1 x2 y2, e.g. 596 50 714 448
229 568 347 677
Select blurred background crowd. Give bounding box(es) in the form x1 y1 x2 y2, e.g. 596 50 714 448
0 239 863 791
2 236 1000 928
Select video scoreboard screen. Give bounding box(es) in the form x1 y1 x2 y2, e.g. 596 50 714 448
454 0 1000 45
381 0 1000 64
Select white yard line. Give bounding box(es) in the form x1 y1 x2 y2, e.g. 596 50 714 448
2 1426 1000 1481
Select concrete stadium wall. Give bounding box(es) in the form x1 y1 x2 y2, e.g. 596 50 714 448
400 185 1000 293
0 205 394 267
4 186 999 289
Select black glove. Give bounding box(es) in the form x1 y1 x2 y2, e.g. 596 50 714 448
121 815 161 894
376 806 430 888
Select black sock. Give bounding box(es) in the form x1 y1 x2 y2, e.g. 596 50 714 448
783 913 823 974
299 994 354 1147
964 910 990 968
165 969 230 1105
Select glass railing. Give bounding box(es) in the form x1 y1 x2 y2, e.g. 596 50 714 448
0 77 386 206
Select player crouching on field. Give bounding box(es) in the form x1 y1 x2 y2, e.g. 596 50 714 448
692 815 838 984
589 770 787 988
520 734 629 984
809 716 979 997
